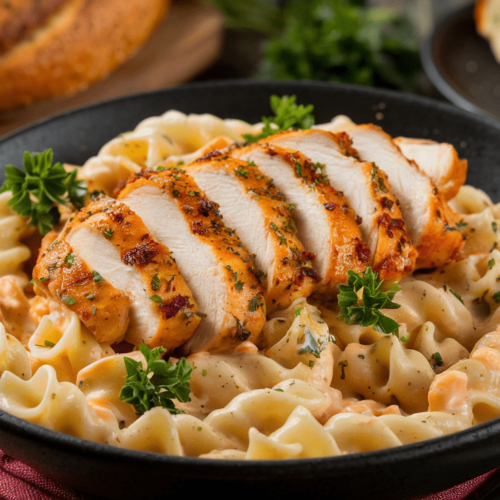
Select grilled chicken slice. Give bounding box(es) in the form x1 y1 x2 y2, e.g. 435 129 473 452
229 143 370 292
117 167 266 353
265 130 417 281
33 236 131 345
339 124 464 269
186 156 317 312
60 196 200 350
394 137 467 201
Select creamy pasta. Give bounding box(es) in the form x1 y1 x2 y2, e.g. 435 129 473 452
1 109 500 461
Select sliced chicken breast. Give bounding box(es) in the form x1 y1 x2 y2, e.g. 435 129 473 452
187 156 317 312
62 196 200 350
229 143 370 292
117 167 266 353
394 137 467 201
338 124 464 269
265 130 417 281
33 235 131 346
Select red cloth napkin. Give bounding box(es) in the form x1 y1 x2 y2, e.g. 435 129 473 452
0 449 498 500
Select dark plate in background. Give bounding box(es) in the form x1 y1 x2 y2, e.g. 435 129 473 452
1 81 500 500
421 2 500 120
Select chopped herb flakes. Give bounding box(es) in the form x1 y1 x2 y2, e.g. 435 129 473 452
151 273 161 291
92 271 105 283
449 288 463 304
298 331 322 358
249 294 264 312
64 253 75 267
431 352 443 367
235 167 248 178
150 295 162 304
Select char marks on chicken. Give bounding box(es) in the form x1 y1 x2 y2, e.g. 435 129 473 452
264 129 417 281
187 155 317 312
117 167 266 353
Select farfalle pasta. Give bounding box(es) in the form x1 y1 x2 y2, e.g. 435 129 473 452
2 107 500 463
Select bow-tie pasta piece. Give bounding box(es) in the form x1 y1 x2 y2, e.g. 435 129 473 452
0 365 117 443
28 312 114 383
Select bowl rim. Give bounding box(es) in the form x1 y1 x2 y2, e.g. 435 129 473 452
419 2 497 119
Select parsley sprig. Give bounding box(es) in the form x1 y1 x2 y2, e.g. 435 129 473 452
243 95 314 143
119 344 192 415
0 149 87 235
338 267 402 336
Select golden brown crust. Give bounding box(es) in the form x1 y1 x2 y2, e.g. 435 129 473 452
362 161 418 281
65 196 200 350
234 141 370 293
118 166 266 352
0 0 169 109
474 0 488 33
33 234 131 345
187 155 317 311
268 129 417 282
394 137 468 201
353 124 465 270
0 0 67 55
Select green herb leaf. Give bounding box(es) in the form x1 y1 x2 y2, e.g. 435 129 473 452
149 295 162 303
92 271 105 284
448 288 463 304
298 331 322 358
431 352 443 367
242 95 315 143
119 344 192 415
64 253 75 268
337 267 401 336
151 273 161 291
64 296 76 305
0 150 87 235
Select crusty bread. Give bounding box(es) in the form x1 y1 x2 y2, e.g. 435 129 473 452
0 0 169 110
475 0 500 62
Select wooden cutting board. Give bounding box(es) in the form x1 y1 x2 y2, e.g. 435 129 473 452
0 0 224 137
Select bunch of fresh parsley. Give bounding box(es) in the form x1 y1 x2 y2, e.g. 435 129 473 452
119 344 193 415
337 267 402 336
206 0 422 92
0 149 86 235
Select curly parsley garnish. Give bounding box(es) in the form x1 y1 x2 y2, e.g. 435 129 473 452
119 344 192 415
338 267 402 336
243 95 314 143
0 149 87 235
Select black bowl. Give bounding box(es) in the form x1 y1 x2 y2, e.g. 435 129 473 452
1 80 500 500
